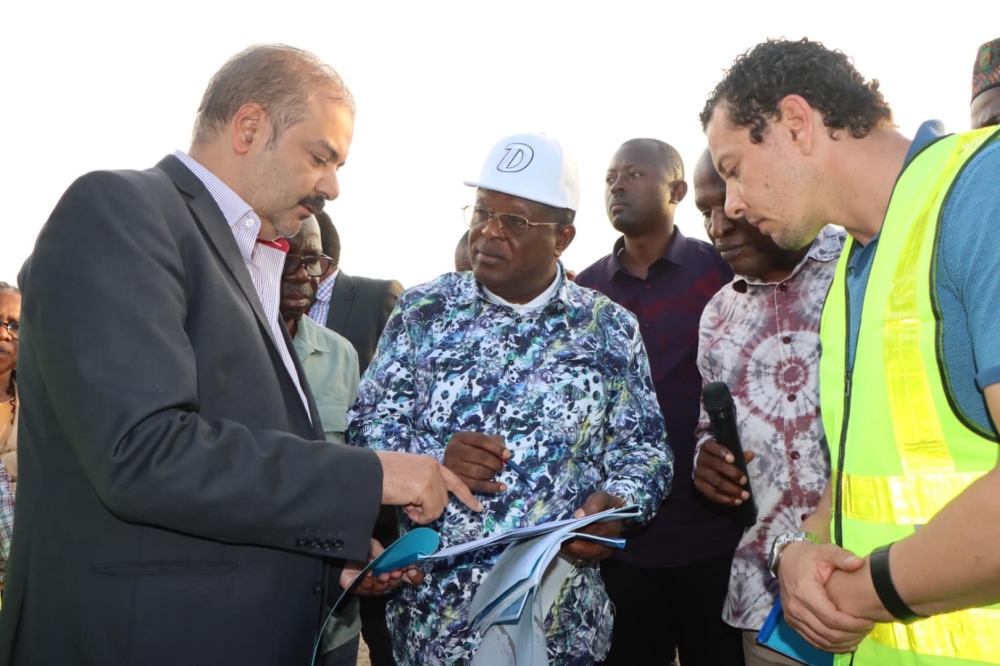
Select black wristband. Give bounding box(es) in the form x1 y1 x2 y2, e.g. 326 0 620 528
870 544 924 624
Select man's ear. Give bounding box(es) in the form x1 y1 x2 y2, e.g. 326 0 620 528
776 94 818 154
669 180 688 205
554 224 576 257
231 103 268 155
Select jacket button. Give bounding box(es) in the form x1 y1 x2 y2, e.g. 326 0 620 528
320 540 334 551
332 539 344 551
296 537 308 547
309 539 322 549
313 582 323 595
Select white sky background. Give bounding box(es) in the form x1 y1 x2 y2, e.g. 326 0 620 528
1 1 996 288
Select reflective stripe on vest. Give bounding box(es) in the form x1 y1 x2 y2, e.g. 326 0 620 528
820 126 1000 665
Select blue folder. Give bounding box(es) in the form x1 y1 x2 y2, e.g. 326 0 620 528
757 599 834 666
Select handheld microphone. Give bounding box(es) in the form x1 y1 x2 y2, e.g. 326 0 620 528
703 382 757 528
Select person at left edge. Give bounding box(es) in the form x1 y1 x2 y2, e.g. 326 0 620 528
348 132 672 665
0 44 478 666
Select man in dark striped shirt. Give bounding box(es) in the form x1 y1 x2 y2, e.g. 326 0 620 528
576 138 742 666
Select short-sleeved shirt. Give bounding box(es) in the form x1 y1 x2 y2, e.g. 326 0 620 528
576 228 740 567
846 122 1000 434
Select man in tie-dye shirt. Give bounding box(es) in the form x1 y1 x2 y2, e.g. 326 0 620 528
347 133 672 666
690 148 842 665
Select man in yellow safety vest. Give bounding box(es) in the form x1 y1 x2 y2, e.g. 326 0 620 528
700 38 1000 666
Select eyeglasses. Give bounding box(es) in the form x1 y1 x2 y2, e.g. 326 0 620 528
462 206 561 240
283 255 334 278
0 321 18 340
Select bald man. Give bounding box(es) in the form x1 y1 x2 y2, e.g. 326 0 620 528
576 139 740 666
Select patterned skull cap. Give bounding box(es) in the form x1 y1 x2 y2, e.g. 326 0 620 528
973 38 1000 101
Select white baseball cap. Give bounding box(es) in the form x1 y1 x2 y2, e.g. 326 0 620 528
463 132 581 211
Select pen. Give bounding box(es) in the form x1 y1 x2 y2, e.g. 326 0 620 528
504 456 535 489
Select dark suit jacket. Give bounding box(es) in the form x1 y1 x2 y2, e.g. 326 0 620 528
323 272 402 376
0 156 383 665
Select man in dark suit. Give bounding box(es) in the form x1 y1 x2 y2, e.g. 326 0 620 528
1 44 478 666
310 211 403 376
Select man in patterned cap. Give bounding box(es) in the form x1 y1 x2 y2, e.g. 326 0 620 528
972 37 1000 129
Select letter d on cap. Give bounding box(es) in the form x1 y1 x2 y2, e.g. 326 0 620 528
496 143 534 173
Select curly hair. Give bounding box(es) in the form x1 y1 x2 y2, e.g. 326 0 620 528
700 38 893 144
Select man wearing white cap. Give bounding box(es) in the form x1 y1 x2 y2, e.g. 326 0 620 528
347 132 673 665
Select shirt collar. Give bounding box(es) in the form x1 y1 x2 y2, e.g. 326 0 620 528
293 314 330 354
458 262 570 309
606 227 687 281
733 224 845 289
173 150 262 262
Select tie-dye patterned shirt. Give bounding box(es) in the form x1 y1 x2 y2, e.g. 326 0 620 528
347 266 672 666
693 225 844 630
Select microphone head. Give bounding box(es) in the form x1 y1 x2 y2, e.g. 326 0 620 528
703 381 734 412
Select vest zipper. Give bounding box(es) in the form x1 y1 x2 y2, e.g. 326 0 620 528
834 269 853 548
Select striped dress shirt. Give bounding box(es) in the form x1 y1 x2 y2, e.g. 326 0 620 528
173 151 310 416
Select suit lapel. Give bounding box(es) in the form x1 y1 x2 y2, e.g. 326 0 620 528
155 155 280 354
325 272 355 335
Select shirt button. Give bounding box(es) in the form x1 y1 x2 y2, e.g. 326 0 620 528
243 219 254 228
778 283 789 293
507 359 514 366
790 451 801 460
801 513 810 522
787 394 797 402
782 336 792 344
644 284 652 290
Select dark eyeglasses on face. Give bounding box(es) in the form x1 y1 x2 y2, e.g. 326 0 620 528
0 321 18 340
461 206 561 239
282 255 333 278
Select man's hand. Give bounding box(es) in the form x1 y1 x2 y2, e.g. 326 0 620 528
778 541 874 652
693 440 755 506
560 491 624 562
376 451 482 524
443 432 509 494
339 539 426 596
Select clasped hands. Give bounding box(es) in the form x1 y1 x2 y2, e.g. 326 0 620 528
442 431 624 563
776 540 893 653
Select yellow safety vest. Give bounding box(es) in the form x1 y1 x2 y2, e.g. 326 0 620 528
819 125 1000 665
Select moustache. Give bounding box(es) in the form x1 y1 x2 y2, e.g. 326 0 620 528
281 285 313 298
299 195 326 216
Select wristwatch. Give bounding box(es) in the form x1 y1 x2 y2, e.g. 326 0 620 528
767 531 820 578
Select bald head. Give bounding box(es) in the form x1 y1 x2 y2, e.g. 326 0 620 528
620 138 685 181
295 215 322 248
605 138 687 236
